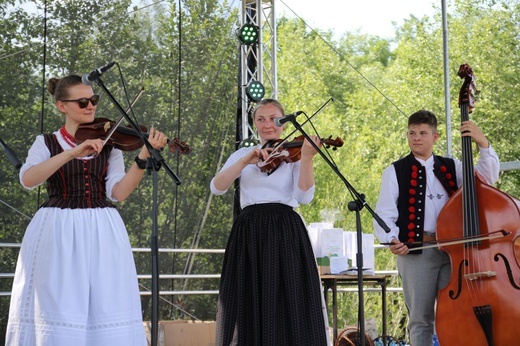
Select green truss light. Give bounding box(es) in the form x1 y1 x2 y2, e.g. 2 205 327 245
237 24 259 45
239 138 259 148
246 81 265 102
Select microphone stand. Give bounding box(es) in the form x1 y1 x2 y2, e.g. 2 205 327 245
288 118 390 346
0 136 22 169
93 77 181 346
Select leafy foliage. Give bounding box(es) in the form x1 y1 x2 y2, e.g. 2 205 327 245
277 0 520 339
1 0 519 343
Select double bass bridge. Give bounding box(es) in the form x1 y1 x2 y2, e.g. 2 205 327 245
464 271 496 281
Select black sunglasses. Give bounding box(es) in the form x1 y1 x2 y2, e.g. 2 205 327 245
60 94 100 109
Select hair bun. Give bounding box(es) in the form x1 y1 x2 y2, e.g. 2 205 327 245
47 77 61 96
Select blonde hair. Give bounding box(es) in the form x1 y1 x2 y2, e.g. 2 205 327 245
252 99 285 118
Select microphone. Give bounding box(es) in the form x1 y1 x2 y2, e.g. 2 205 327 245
0 137 22 169
274 111 303 127
81 61 116 85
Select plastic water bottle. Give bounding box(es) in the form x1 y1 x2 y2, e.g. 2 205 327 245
432 334 439 346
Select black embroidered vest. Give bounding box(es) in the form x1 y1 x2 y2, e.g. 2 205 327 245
393 153 458 253
40 133 116 209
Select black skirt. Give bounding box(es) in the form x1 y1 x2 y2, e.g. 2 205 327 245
216 203 327 345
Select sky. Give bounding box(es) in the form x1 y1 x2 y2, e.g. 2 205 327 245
128 0 439 39
275 0 439 38
20 0 439 39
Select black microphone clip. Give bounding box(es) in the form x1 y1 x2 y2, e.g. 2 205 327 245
82 61 116 86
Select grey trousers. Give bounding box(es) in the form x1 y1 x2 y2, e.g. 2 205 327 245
397 248 451 346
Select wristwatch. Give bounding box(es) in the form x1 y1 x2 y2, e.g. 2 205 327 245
134 156 147 169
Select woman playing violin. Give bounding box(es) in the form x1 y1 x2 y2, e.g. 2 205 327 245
6 74 167 345
210 98 329 345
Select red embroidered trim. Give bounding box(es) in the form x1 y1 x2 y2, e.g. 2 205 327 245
407 164 420 241
60 126 76 147
439 165 457 192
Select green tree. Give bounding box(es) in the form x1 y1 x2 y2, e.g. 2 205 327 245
274 0 520 340
1 0 519 343
0 0 240 338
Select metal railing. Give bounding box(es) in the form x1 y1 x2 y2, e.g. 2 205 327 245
0 243 400 297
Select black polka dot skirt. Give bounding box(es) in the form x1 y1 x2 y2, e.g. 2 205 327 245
216 203 327 346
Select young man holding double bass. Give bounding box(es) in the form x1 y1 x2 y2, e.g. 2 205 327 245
372 109 499 345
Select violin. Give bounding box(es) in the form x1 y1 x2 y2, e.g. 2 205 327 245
75 87 190 155
256 134 343 174
75 117 191 155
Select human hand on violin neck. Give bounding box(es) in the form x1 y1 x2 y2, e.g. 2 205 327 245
300 135 322 161
136 126 168 159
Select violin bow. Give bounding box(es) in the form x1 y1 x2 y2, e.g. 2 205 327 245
88 87 145 158
101 86 145 147
279 97 333 142
380 230 511 251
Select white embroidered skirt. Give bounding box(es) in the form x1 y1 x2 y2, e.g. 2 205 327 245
6 207 145 346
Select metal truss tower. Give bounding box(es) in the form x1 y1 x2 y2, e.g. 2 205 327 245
232 0 277 217
238 0 277 146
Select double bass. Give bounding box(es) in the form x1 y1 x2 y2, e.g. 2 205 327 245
435 64 520 345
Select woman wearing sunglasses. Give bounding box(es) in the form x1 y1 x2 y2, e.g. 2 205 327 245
6 74 167 345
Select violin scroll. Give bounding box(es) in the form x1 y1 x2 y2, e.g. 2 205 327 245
169 137 191 155
322 136 344 150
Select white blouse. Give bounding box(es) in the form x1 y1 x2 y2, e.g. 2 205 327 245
210 145 315 209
